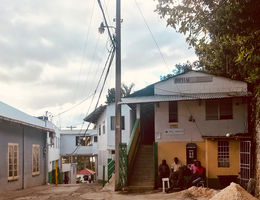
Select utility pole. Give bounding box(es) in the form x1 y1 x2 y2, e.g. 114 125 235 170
115 0 121 190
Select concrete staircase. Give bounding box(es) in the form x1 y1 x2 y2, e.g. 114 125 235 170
128 145 154 191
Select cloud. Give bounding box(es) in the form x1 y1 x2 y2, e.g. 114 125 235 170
0 0 197 128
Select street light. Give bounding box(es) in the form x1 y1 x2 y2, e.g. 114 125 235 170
98 22 106 34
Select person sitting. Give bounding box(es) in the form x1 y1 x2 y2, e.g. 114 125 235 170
159 159 170 187
189 161 206 186
190 159 197 174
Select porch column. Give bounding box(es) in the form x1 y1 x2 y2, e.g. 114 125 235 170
136 104 141 119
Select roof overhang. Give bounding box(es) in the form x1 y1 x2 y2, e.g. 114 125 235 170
202 133 251 139
0 115 54 132
120 91 251 104
83 105 107 124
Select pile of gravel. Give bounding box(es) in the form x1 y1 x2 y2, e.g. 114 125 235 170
210 182 257 200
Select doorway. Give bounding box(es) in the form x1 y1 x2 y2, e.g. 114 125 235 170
240 140 251 188
140 103 155 145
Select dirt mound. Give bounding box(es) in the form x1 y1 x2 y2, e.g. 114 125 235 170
101 174 115 192
182 186 216 199
210 182 257 200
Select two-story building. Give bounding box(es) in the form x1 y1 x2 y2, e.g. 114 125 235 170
84 103 134 181
60 129 98 178
121 70 251 189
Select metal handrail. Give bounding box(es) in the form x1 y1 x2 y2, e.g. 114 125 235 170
107 159 115 181
127 119 141 183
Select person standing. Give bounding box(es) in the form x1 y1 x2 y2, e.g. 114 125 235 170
171 157 182 173
159 159 170 187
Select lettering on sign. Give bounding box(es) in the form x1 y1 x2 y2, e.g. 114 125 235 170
174 76 213 84
165 128 184 135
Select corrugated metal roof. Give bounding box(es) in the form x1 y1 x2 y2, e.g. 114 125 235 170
120 91 251 104
0 101 54 131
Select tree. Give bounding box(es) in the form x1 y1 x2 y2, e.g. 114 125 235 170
160 61 196 80
105 83 135 104
156 0 260 91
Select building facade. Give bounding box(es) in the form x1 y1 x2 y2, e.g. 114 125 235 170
0 101 54 192
60 129 98 176
84 103 134 181
122 71 251 188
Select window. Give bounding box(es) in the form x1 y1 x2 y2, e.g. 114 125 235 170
76 136 92 146
110 116 125 130
218 141 230 167
32 144 40 175
8 143 19 181
206 99 233 120
102 121 105 134
98 125 101 136
94 136 98 142
169 101 178 122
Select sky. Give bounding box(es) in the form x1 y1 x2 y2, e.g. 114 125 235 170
0 0 197 129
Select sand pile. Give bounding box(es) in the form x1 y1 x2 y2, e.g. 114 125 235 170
210 182 257 200
183 186 216 198
101 174 115 192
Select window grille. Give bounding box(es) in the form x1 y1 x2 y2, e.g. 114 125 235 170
8 143 19 180
32 144 40 175
218 141 230 167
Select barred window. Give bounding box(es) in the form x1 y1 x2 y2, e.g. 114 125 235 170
32 144 40 175
8 143 19 181
218 141 230 167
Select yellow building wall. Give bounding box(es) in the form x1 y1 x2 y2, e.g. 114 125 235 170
158 139 240 179
158 142 206 169
206 139 240 178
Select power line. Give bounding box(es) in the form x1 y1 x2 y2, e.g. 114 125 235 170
70 46 115 155
73 0 97 101
134 0 171 73
53 93 94 117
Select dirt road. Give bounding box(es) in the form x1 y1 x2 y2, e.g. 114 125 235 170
0 183 214 200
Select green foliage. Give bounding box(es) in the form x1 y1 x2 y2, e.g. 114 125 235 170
160 61 199 80
106 83 135 104
156 0 260 89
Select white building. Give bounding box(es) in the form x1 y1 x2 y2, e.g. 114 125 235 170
46 122 61 183
60 129 98 176
84 103 134 181
121 70 251 189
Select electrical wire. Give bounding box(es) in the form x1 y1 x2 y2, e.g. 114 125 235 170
134 0 171 73
97 0 115 48
73 0 97 102
69 46 115 155
52 93 94 117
